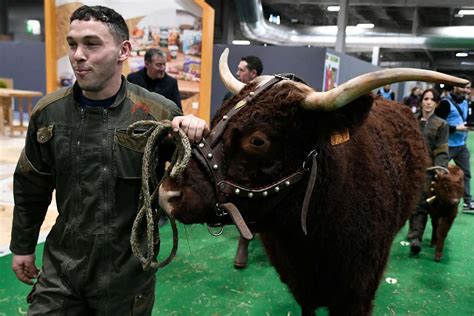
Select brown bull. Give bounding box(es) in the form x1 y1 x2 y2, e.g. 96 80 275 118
158 49 468 315
426 165 464 262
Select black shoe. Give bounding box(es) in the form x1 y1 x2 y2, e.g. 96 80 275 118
410 239 421 255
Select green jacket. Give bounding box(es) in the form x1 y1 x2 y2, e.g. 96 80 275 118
10 78 181 294
419 113 449 168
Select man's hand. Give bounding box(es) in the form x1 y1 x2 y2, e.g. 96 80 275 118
456 123 469 132
12 254 39 285
171 114 210 143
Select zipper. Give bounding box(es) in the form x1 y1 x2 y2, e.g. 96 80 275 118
75 107 86 217
102 107 110 301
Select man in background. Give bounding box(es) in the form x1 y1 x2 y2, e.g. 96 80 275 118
128 48 182 110
220 54 263 269
222 55 263 102
377 84 395 101
435 76 474 213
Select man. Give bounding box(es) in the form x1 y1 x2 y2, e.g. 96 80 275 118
377 84 395 101
10 5 207 314
221 55 263 269
127 48 182 109
222 55 263 102
435 76 474 213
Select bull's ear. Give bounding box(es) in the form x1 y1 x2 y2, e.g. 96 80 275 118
311 94 373 140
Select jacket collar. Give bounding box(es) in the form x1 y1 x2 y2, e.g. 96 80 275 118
73 76 128 109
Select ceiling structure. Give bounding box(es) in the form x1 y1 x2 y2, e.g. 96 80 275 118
214 0 474 77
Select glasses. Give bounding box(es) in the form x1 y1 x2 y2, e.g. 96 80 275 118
154 63 166 68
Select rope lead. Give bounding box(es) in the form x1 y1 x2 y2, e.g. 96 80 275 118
129 120 191 270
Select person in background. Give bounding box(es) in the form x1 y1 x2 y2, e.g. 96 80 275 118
220 54 263 269
10 5 208 314
222 55 263 102
403 86 421 113
377 84 395 101
435 76 474 213
408 88 449 255
127 48 182 110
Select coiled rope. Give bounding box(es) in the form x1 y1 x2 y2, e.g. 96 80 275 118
129 120 191 270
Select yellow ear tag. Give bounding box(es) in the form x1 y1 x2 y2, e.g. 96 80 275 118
330 129 350 145
234 99 247 109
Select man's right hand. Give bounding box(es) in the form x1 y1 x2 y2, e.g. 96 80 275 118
12 254 39 285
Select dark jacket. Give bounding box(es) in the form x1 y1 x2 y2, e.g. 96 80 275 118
10 78 181 295
127 68 182 110
419 113 449 167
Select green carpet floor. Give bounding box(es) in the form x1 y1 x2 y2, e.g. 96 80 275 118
1 210 473 315
2 152 474 315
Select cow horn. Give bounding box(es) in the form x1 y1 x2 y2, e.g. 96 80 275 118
301 68 469 111
219 48 245 95
427 166 449 174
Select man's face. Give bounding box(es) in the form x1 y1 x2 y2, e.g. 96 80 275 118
454 82 472 97
67 19 127 99
236 61 257 84
145 54 167 80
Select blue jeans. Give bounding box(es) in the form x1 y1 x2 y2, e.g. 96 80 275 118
449 145 472 204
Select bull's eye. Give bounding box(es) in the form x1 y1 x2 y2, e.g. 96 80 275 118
250 136 265 147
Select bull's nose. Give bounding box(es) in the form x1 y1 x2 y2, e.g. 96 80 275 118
158 184 182 216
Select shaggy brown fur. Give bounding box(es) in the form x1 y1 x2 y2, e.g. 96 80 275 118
160 80 430 315
428 165 464 262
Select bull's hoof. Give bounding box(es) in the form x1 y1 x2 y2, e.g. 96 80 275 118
409 238 421 256
434 253 442 262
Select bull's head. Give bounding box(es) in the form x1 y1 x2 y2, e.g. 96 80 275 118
427 165 464 206
159 48 468 236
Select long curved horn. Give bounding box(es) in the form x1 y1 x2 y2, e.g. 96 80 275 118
219 48 245 95
427 166 449 174
301 68 469 111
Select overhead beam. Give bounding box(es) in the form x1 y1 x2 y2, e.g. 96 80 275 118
335 0 348 53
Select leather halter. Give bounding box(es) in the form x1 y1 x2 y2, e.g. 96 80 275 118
192 74 318 239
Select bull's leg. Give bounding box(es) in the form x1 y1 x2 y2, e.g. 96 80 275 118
434 215 456 262
430 215 439 247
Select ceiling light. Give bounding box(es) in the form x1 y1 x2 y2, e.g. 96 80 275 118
356 23 375 29
458 10 474 15
327 6 340 12
456 52 468 57
269 14 280 25
232 40 250 45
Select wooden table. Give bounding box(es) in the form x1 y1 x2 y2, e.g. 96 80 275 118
0 88 43 136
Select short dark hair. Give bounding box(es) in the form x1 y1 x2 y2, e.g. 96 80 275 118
241 56 263 76
144 48 167 62
419 88 440 105
70 5 129 43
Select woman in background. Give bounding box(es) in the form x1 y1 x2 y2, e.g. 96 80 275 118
408 88 449 255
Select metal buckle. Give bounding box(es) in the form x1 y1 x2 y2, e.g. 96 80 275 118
207 224 224 236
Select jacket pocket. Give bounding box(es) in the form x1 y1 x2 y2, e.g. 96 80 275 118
113 129 146 179
37 124 72 173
